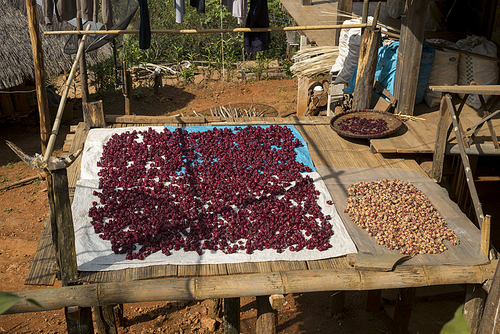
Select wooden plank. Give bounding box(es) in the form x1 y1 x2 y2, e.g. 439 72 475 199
25 217 57 286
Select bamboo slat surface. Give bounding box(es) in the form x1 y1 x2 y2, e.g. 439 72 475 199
370 97 500 155
27 117 490 289
25 217 57 285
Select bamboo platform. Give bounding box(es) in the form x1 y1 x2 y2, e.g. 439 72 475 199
26 116 492 289
370 97 500 155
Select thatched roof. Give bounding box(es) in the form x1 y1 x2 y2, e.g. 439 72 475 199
0 0 112 90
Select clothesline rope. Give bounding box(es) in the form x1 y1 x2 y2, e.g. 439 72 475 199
43 23 371 35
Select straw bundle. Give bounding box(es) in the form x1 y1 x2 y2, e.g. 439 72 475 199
290 46 339 78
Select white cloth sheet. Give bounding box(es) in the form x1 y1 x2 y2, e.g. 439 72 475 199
73 126 357 271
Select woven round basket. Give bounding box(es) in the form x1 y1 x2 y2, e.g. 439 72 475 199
330 109 403 139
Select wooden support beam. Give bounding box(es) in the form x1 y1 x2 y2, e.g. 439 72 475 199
352 3 381 110
394 0 430 116
392 287 416 334
478 261 500 333
25 0 50 153
464 284 487 334
224 298 240 334
256 296 277 334
49 168 94 333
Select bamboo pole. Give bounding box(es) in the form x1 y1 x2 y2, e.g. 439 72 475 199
25 0 50 154
43 23 371 36
5 261 498 314
43 25 91 164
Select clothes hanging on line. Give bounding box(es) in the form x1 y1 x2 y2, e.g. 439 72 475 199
139 0 151 49
190 0 205 14
244 0 270 52
222 0 247 25
176 0 185 23
43 0 113 29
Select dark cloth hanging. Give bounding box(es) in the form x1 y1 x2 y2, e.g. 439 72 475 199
244 0 270 53
190 0 205 13
138 0 151 49
43 0 113 28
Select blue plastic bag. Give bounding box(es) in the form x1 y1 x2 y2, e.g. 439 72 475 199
343 40 435 105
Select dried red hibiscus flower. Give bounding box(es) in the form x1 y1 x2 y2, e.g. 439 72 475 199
338 116 388 135
89 126 334 260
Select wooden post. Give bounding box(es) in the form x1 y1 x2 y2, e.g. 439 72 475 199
393 0 430 116
335 0 353 45
269 295 285 311
330 291 345 315
224 298 240 334
361 0 369 24
478 261 500 334
86 100 106 128
481 215 491 257
352 2 381 110
431 96 451 182
25 0 50 153
364 290 382 311
208 298 223 319
297 35 310 116
76 19 91 128
124 70 133 115
49 167 94 333
256 295 277 334
465 284 487 334
392 287 416 334
94 305 118 334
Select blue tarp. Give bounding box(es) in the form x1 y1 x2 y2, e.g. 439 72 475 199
163 125 316 172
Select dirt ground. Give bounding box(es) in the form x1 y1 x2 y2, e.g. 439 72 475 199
0 74 489 333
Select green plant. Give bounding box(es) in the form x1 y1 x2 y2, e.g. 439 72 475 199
88 56 116 97
0 292 40 315
3 207 13 213
282 58 294 78
440 305 470 334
